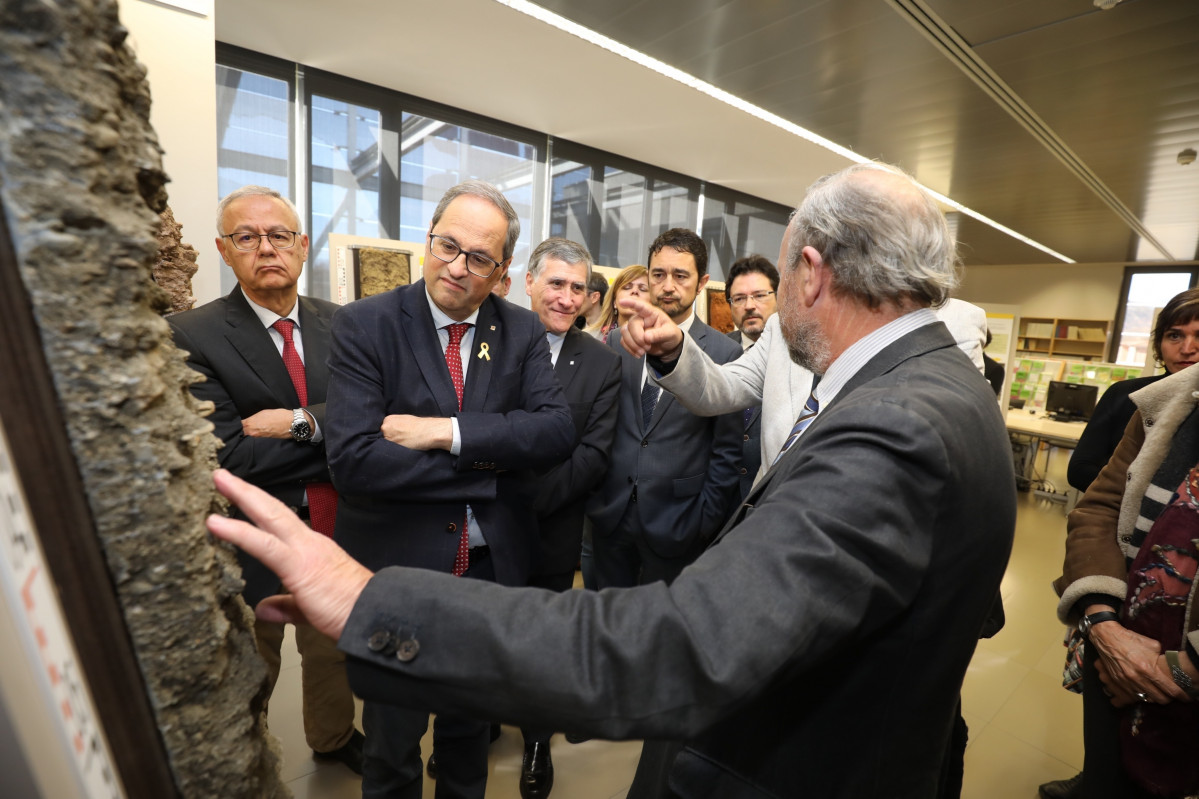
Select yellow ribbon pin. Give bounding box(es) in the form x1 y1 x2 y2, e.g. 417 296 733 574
478 342 491 361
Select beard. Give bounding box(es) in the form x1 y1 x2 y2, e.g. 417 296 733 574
780 304 831 373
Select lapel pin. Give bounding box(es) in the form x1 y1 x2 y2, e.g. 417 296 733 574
490 325 496 331
478 342 491 361
570 360 575 366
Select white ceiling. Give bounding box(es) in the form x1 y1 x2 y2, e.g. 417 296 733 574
216 0 1199 267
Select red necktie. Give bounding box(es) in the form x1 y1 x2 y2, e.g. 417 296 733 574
444 323 472 576
272 319 338 536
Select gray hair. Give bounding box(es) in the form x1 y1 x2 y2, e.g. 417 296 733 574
431 180 521 261
215 185 302 235
784 162 958 309
527 237 592 281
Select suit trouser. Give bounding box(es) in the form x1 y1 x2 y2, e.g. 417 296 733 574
362 553 496 799
593 501 697 588
254 616 356 753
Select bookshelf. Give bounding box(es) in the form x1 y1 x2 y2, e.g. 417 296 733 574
1017 317 1110 361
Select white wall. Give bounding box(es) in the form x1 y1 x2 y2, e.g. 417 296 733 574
958 263 1126 322
118 0 221 305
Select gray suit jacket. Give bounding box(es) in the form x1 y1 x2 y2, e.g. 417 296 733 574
659 301 988 483
586 317 743 557
339 321 1016 798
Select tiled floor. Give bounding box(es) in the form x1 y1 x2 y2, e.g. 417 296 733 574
269 447 1083 798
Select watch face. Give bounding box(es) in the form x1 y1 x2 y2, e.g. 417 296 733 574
292 418 312 441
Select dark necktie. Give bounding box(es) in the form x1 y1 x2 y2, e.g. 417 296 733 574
271 319 338 536
773 390 820 464
444 323 472 576
641 374 659 429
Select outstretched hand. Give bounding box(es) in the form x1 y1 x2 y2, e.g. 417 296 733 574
207 469 372 640
618 297 684 359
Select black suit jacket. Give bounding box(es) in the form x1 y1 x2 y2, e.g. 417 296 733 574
339 321 1016 798
169 285 337 605
530 327 621 577
324 280 575 587
1066 372 1165 492
587 318 743 558
727 330 762 501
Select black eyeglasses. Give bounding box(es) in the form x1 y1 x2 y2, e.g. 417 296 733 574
223 231 301 251
729 290 775 308
428 234 503 278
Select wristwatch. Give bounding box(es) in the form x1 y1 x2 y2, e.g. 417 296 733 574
290 408 313 442
1077 610 1120 638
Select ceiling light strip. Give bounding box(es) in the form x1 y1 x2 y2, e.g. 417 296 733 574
493 0 1073 263
887 0 1175 261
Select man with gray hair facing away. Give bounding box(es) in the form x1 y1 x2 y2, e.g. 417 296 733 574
210 161 1016 798
517 237 621 798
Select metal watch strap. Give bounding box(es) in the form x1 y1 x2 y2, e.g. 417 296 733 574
1165 650 1199 698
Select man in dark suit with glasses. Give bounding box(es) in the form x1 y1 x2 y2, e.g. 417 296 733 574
324 180 574 799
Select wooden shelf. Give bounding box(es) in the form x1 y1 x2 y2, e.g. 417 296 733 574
1016 316 1110 361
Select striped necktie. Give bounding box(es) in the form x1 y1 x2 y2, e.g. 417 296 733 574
773 390 819 464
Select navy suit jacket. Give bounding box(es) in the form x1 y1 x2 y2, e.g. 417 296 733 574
324 280 574 587
169 285 337 605
587 318 743 558
338 321 1016 799
530 326 622 577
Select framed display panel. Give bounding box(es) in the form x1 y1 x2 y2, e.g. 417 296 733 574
330 234 424 304
707 285 733 333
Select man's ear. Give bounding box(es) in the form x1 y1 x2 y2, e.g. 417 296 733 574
696 273 710 293
799 246 827 306
525 270 535 298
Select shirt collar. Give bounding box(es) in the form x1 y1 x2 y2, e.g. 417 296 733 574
426 287 481 329
815 308 938 408
244 292 299 330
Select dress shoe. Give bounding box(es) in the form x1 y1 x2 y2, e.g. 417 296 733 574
313 728 365 776
564 732 590 744
1038 772 1082 799
519 740 554 799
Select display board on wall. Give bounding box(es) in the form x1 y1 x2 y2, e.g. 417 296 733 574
330 234 423 305
1009 358 1066 411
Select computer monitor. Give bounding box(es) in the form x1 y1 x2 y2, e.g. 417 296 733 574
1045 381 1098 422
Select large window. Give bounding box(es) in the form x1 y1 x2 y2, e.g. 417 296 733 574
215 54 293 294
702 186 792 283
400 114 542 274
548 143 698 270
1111 269 1197 366
309 94 385 299
216 44 793 301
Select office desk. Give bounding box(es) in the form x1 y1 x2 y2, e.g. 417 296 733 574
1005 409 1087 508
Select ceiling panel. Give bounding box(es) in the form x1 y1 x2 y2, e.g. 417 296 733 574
216 0 1199 266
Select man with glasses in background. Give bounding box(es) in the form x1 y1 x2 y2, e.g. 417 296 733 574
725 255 778 352
324 180 574 799
724 255 780 500
168 185 364 774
